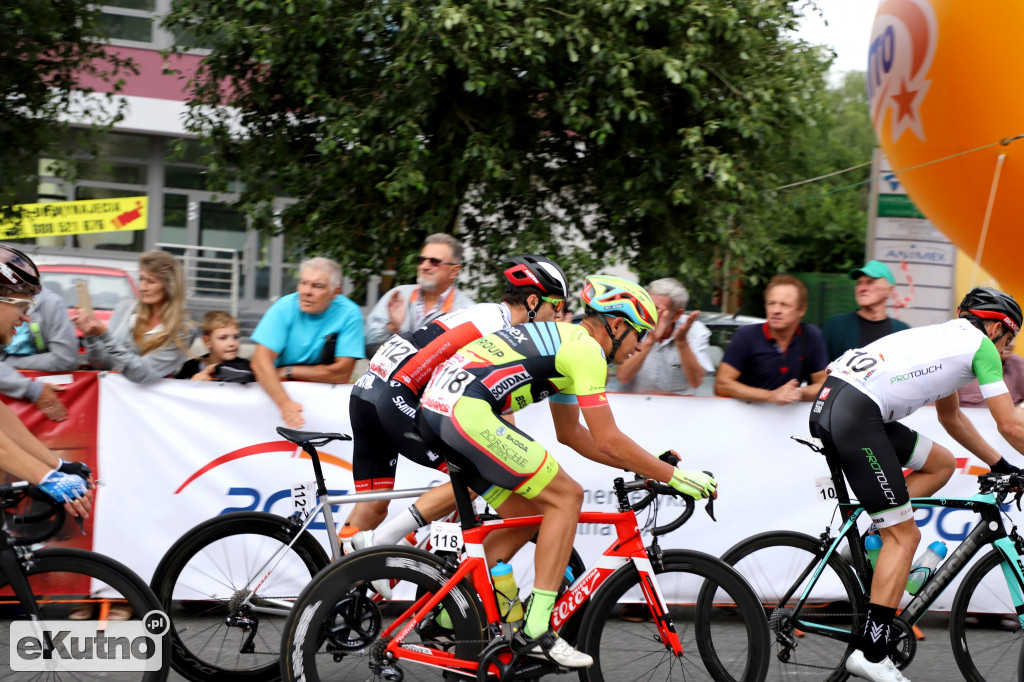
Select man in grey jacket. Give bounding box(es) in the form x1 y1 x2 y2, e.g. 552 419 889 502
0 287 79 421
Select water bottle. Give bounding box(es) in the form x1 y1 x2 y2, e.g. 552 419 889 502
865 533 882 569
338 524 360 555
906 541 947 595
490 561 524 621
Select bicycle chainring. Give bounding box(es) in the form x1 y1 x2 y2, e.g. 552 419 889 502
887 617 916 669
323 588 383 651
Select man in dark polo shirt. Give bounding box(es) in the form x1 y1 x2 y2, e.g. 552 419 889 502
714 274 828 404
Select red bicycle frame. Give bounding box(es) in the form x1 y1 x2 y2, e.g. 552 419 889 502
376 506 686 677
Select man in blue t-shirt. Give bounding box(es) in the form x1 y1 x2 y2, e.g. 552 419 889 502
715 274 828 404
251 257 365 427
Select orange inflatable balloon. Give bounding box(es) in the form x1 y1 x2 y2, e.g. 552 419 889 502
870 0 1024 298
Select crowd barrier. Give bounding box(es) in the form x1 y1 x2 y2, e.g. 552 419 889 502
4 371 1014 611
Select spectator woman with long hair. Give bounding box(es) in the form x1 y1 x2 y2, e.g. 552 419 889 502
73 250 196 383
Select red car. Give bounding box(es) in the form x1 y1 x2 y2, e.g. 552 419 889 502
37 264 139 335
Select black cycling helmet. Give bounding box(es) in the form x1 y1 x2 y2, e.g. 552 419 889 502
958 287 1022 337
0 245 42 296
502 254 569 298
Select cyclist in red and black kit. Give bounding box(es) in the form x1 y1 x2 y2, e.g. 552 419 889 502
343 255 568 540
0 246 92 517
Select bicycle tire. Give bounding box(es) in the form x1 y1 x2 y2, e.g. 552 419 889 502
0 547 168 681
719 531 865 682
150 511 330 682
949 549 1024 681
575 549 770 682
280 545 486 682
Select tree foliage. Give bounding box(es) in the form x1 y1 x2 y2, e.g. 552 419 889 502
0 0 135 207
769 71 876 278
165 0 836 295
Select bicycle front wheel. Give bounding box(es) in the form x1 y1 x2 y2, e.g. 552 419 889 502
950 549 1024 681
150 511 330 682
0 547 167 681
720 531 865 682
576 549 770 682
281 546 486 682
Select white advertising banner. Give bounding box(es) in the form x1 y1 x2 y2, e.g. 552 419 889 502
95 375 1015 610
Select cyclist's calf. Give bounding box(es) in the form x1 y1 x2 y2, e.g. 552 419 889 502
873 519 922 607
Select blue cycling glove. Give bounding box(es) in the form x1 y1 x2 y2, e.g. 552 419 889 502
38 469 89 503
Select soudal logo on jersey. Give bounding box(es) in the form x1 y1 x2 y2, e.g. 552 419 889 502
481 365 531 400
869 0 938 143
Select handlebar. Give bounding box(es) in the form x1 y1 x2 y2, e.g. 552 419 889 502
0 482 68 547
978 472 1024 509
617 473 715 537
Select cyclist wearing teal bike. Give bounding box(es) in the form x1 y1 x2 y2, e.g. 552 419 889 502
418 275 717 667
0 246 92 518
810 287 1024 682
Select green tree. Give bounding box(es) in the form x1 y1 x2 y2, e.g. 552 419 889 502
770 71 876 277
164 0 832 294
0 1 135 208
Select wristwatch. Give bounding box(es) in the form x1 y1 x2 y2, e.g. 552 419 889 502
285 366 293 381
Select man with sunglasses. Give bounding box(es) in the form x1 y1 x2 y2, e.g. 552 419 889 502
364 233 475 356
414 275 717 667
0 245 92 519
810 287 1024 682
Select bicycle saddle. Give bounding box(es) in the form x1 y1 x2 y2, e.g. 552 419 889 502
277 427 352 446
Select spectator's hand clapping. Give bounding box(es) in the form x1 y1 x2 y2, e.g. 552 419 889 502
71 307 106 338
387 290 406 331
769 379 802 405
34 383 68 421
281 400 305 428
674 310 700 344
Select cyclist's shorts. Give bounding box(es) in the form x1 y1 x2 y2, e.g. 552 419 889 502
809 376 932 529
349 384 448 492
420 395 559 508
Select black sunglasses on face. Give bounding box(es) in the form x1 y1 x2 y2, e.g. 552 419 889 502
417 256 459 267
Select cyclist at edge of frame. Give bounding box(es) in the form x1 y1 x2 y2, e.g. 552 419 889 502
809 286 1024 682
0 245 93 518
343 255 570 542
416 274 718 668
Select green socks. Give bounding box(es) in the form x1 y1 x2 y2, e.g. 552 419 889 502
523 588 558 638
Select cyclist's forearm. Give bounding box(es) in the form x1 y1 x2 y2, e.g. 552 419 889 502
0 402 58 468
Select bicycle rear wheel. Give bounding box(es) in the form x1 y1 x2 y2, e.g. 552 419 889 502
280 546 486 682
576 549 769 682
950 549 1024 681
720 531 864 682
150 511 330 682
0 547 167 681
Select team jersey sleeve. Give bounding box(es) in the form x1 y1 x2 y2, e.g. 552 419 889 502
554 329 609 408
972 338 1009 400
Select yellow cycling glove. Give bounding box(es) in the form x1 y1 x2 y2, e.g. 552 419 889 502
669 469 717 500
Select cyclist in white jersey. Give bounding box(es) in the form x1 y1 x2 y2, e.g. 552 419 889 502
809 287 1024 682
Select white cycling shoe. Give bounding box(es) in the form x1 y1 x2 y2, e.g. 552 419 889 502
348 530 393 599
845 650 911 682
512 629 593 668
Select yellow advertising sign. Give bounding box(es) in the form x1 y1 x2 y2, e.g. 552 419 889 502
0 197 148 239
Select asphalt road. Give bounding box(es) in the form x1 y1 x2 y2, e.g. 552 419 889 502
163 611 1015 682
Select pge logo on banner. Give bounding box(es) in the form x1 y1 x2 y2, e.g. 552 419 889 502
868 0 938 143
10 610 168 672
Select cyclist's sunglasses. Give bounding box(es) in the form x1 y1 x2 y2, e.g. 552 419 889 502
541 296 565 313
417 256 459 267
0 297 35 315
627 321 648 343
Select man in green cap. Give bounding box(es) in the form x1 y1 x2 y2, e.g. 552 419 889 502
823 260 910 361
